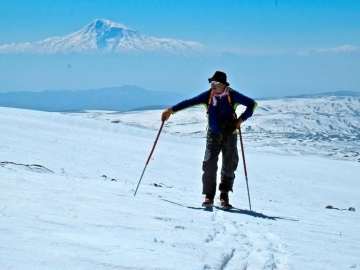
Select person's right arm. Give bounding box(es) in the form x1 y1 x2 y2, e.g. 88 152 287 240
161 91 208 121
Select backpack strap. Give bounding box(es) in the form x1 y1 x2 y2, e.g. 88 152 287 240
226 90 233 108
206 87 236 116
206 89 213 114
227 89 237 119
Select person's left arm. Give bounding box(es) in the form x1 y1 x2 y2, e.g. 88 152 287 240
232 90 258 127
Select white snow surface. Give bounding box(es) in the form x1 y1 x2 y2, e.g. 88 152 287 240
0 19 211 55
1 102 360 269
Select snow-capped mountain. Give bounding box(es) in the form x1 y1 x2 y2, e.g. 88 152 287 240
0 19 211 55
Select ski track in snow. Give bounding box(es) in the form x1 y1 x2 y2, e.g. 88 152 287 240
1 106 360 269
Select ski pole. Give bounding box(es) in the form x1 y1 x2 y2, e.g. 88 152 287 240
238 127 252 211
134 120 165 196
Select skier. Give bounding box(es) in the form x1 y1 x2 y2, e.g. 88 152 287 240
161 71 257 208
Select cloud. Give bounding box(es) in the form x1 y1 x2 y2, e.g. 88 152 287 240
221 45 360 57
315 45 359 54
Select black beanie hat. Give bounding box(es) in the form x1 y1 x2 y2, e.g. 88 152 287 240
208 71 230 86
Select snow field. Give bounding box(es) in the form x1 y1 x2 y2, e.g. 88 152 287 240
0 106 359 269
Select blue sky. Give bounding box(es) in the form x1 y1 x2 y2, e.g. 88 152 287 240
0 0 359 97
1 0 359 54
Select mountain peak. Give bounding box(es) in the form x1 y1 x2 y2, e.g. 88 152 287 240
86 19 130 31
0 19 212 55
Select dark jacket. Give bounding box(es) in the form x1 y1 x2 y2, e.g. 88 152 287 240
171 87 257 134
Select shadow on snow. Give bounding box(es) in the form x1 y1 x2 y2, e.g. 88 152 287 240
161 199 299 221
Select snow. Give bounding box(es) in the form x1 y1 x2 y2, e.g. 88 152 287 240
66 95 360 162
1 105 359 269
91 18 131 30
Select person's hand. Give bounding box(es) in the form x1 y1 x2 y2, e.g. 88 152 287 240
161 108 173 121
235 118 244 129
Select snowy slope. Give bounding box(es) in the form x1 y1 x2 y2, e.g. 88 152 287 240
1 106 359 270
66 94 360 163
0 19 211 55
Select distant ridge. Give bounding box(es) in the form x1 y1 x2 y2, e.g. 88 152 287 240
128 105 170 111
284 91 360 99
0 85 186 112
256 90 360 100
2 88 359 112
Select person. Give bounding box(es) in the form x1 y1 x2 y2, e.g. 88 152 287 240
161 71 257 208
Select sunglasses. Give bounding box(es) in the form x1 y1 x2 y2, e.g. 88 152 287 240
210 81 221 85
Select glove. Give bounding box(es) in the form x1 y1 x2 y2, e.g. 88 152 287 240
235 118 244 129
161 108 173 121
